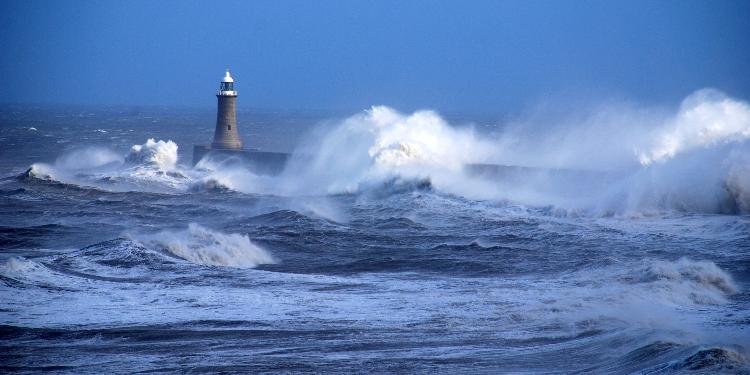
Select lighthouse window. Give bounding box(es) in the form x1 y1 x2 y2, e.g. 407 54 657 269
227 125 231 130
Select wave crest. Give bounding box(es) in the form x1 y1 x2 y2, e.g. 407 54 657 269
643 257 737 296
133 224 274 268
674 347 749 372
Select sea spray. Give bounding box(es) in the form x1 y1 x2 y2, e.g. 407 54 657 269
18 90 750 214
25 139 187 192
125 138 179 171
280 105 491 195
54 147 123 170
191 154 275 194
637 89 750 166
265 90 750 214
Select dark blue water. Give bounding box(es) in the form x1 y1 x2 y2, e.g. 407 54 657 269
1 105 749 374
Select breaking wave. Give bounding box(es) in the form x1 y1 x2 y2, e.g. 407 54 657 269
636 257 737 304
0 256 42 276
274 89 750 214
131 223 275 269
637 89 750 165
644 257 737 293
609 258 738 313
23 138 187 192
279 106 491 195
125 138 178 171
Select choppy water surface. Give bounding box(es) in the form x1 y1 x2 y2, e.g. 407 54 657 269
1 99 749 374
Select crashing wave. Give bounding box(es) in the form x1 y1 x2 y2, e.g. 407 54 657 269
131 223 274 268
640 257 737 298
124 138 178 171
270 93 750 214
19 139 189 192
280 106 488 195
0 256 59 285
23 164 57 181
637 89 750 166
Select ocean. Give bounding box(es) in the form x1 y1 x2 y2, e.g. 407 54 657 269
1 96 749 373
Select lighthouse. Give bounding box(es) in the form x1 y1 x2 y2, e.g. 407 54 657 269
211 70 242 149
192 70 290 173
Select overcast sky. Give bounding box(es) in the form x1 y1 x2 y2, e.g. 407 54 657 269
1 0 748 113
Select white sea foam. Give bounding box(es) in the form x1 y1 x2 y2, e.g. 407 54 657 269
133 223 275 268
0 256 59 284
125 138 178 171
0 256 38 274
27 163 59 181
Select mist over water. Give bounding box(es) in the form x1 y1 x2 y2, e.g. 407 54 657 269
1 89 749 373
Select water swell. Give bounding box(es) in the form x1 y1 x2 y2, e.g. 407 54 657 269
673 347 749 372
0 226 274 291
594 341 750 374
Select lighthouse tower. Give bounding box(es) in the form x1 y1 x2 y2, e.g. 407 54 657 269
211 70 242 149
193 69 288 172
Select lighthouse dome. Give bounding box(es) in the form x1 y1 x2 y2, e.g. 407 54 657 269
222 70 234 83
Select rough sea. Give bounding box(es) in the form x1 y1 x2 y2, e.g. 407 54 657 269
1 92 749 374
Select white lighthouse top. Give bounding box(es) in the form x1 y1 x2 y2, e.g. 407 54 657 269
218 70 237 96
222 70 234 83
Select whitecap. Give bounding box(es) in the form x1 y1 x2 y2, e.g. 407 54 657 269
132 223 275 269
